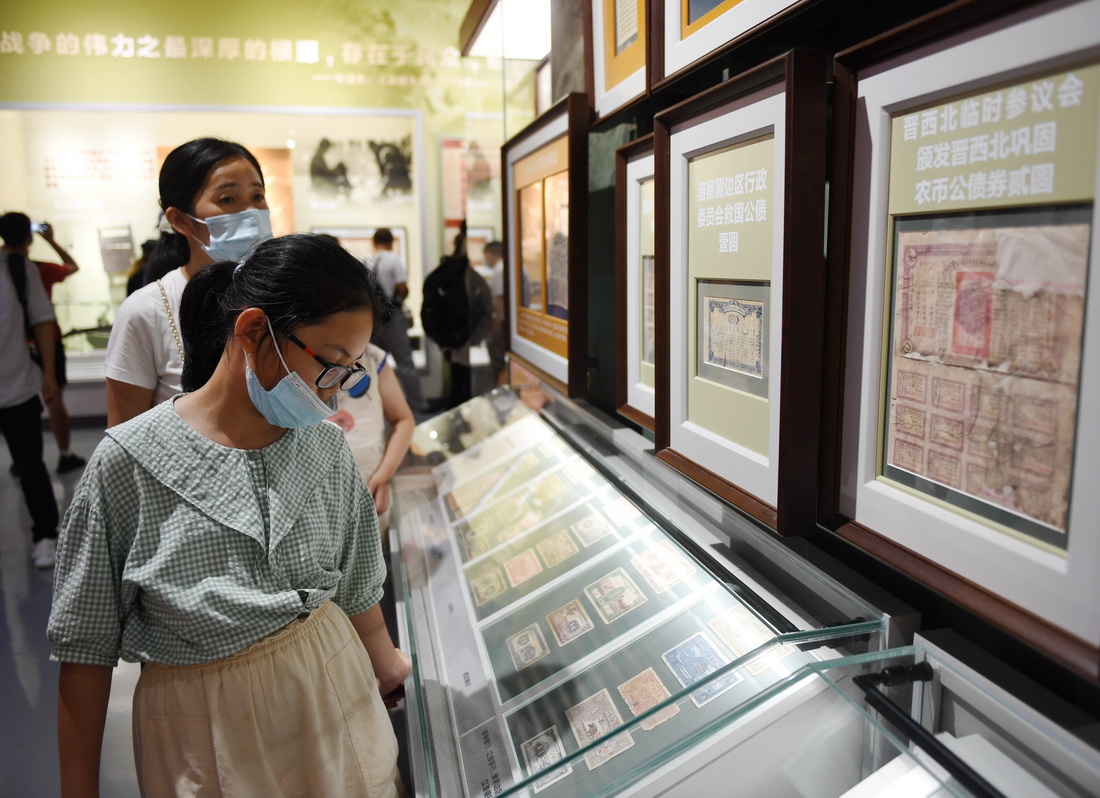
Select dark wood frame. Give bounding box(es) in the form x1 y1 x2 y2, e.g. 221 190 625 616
653 48 828 536
614 133 657 430
501 93 592 398
648 0 816 89
822 0 1100 681
582 0 651 121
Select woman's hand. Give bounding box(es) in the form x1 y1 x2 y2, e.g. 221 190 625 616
376 648 411 707
367 471 392 514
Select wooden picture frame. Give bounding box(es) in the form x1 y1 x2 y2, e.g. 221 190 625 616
650 0 811 87
502 93 591 397
585 0 649 120
824 0 1100 679
615 134 657 430
654 49 828 536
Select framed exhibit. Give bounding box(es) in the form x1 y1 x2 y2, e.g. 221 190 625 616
827 0 1100 676
585 0 648 119
654 49 828 536
651 0 811 86
615 134 657 430
503 94 590 397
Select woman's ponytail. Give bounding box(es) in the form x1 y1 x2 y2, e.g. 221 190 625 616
179 259 237 391
143 232 191 285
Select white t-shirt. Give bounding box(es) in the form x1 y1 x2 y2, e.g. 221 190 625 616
105 267 187 405
488 261 504 299
370 250 406 302
0 251 55 409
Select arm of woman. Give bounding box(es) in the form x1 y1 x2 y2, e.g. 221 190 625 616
349 605 412 701
58 663 113 798
365 361 415 514
106 378 156 428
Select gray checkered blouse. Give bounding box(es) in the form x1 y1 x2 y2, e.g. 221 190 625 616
48 398 384 667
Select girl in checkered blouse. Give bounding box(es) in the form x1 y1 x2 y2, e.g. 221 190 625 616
51 234 411 797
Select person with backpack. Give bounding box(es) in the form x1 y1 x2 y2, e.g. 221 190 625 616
0 220 61 569
367 228 426 414
421 222 493 408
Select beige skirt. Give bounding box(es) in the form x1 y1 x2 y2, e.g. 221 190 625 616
132 602 401 798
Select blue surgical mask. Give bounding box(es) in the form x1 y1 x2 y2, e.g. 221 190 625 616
245 318 337 428
189 208 272 262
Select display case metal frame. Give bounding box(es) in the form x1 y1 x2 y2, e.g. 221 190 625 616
823 0 1100 680
502 93 591 397
653 48 829 536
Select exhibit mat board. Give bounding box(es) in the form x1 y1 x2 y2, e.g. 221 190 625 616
655 0 809 85
654 50 829 535
833 0 1100 672
588 0 648 118
615 135 657 429
503 95 590 396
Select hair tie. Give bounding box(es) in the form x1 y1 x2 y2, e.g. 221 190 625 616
233 260 245 276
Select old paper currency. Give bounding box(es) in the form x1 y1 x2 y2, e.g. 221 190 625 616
507 624 551 671
707 603 795 677
505 549 544 588
469 568 507 607
617 667 680 730
565 688 636 770
520 725 573 793
889 224 1089 533
614 0 639 53
570 511 614 547
631 540 697 593
584 567 648 624
662 631 744 707
546 599 595 646
536 528 580 568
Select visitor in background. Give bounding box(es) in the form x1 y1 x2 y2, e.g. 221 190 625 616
367 228 426 414
51 234 410 796
484 240 506 383
105 137 271 426
0 213 86 474
125 238 158 296
0 219 61 569
331 343 415 539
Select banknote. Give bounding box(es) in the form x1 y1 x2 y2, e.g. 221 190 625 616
469 567 506 607
536 528 579 568
546 598 594 646
708 604 796 676
570 511 613 547
661 631 743 707
505 548 544 588
630 540 697 593
457 527 493 560
584 567 648 624
520 725 573 792
507 623 550 671
617 667 680 731
565 688 635 770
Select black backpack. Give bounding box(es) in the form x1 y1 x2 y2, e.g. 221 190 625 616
421 254 473 349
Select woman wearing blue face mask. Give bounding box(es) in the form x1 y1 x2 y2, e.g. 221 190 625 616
50 234 411 797
105 137 272 427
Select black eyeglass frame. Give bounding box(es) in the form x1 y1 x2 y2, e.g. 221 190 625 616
285 332 368 391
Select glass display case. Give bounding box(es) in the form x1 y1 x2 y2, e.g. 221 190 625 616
389 388 1100 797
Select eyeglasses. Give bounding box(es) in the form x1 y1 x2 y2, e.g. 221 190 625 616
285 332 367 391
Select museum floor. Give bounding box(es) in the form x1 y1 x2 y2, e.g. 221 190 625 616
0 424 140 797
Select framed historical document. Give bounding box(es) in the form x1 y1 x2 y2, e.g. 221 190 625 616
652 0 810 86
615 134 657 430
586 0 648 119
654 49 829 535
503 94 590 396
828 0 1100 676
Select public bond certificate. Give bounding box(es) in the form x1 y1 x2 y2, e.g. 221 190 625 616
703 296 765 378
887 222 1090 536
